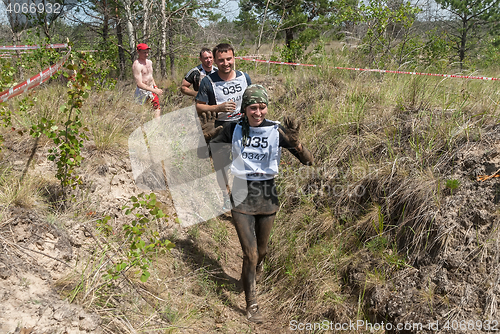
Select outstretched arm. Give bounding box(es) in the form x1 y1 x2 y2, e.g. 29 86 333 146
278 116 314 166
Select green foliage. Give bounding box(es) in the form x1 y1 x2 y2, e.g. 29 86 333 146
445 179 460 194
366 235 388 253
234 3 259 35
422 28 453 69
105 193 175 282
434 0 500 66
0 58 15 150
30 57 92 194
0 58 15 91
75 50 116 91
480 35 500 69
277 40 305 62
19 34 62 73
275 28 323 63
18 96 36 115
359 0 421 66
334 0 422 66
366 235 407 270
96 215 113 237
373 204 384 235
241 0 335 60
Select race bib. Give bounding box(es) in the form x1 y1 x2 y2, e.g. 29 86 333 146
231 122 281 181
210 74 248 121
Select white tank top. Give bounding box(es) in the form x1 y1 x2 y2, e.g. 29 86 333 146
209 73 248 121
231 121 281 181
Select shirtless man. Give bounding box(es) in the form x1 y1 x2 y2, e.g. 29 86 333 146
180 47 217 97
133 43 163 118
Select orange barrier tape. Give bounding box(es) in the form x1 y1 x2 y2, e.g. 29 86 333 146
236 57 500 81
0 45 72 103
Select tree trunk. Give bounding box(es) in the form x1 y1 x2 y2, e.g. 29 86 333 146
167 20 175 77
116 9 126 79
43 15 52 41
285 28 293 48
160 0 167 78
459 16 467 70
123 0 137 60
142 0 150 42
284 28 294 62
102 0 109 44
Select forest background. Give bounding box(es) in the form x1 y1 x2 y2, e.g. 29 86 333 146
1 0 499 81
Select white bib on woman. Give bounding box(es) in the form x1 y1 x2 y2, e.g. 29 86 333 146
231 121 281 181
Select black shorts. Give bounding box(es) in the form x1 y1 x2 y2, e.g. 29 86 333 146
231 177 279 215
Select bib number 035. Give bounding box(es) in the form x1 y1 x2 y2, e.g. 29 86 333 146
243 136 269 148
222 83 242 95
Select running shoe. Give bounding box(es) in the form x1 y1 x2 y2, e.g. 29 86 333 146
246 303 263 323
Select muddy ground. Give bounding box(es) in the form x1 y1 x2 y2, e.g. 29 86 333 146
0 131 286 333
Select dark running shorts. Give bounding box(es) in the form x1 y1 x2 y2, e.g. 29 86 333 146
231 177 279 215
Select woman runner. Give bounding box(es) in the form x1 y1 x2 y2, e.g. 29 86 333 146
201 84 314 323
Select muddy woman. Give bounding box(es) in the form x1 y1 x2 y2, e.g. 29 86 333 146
201 84 314 323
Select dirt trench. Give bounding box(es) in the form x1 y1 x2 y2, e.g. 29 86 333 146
342 127 500 333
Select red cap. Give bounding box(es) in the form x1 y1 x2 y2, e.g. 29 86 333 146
137 43 150 51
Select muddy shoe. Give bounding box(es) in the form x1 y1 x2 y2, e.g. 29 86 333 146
256 262 263 283
246 304 263 323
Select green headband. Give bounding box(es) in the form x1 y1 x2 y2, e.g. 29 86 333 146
241 84 269 111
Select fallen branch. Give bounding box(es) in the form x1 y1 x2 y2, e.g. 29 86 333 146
477 168 500 181
0 233 71 268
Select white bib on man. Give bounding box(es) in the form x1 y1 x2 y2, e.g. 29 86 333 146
231 122 281 181
209 74 248 121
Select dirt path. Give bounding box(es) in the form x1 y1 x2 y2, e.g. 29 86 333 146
194 214 286 333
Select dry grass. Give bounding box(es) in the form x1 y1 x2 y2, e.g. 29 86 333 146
57 215 245 333
0 167 48 211
259 56 500 325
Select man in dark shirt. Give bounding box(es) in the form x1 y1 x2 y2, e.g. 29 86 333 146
195 43 251 127
180 48 217 97
195 43 252 210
